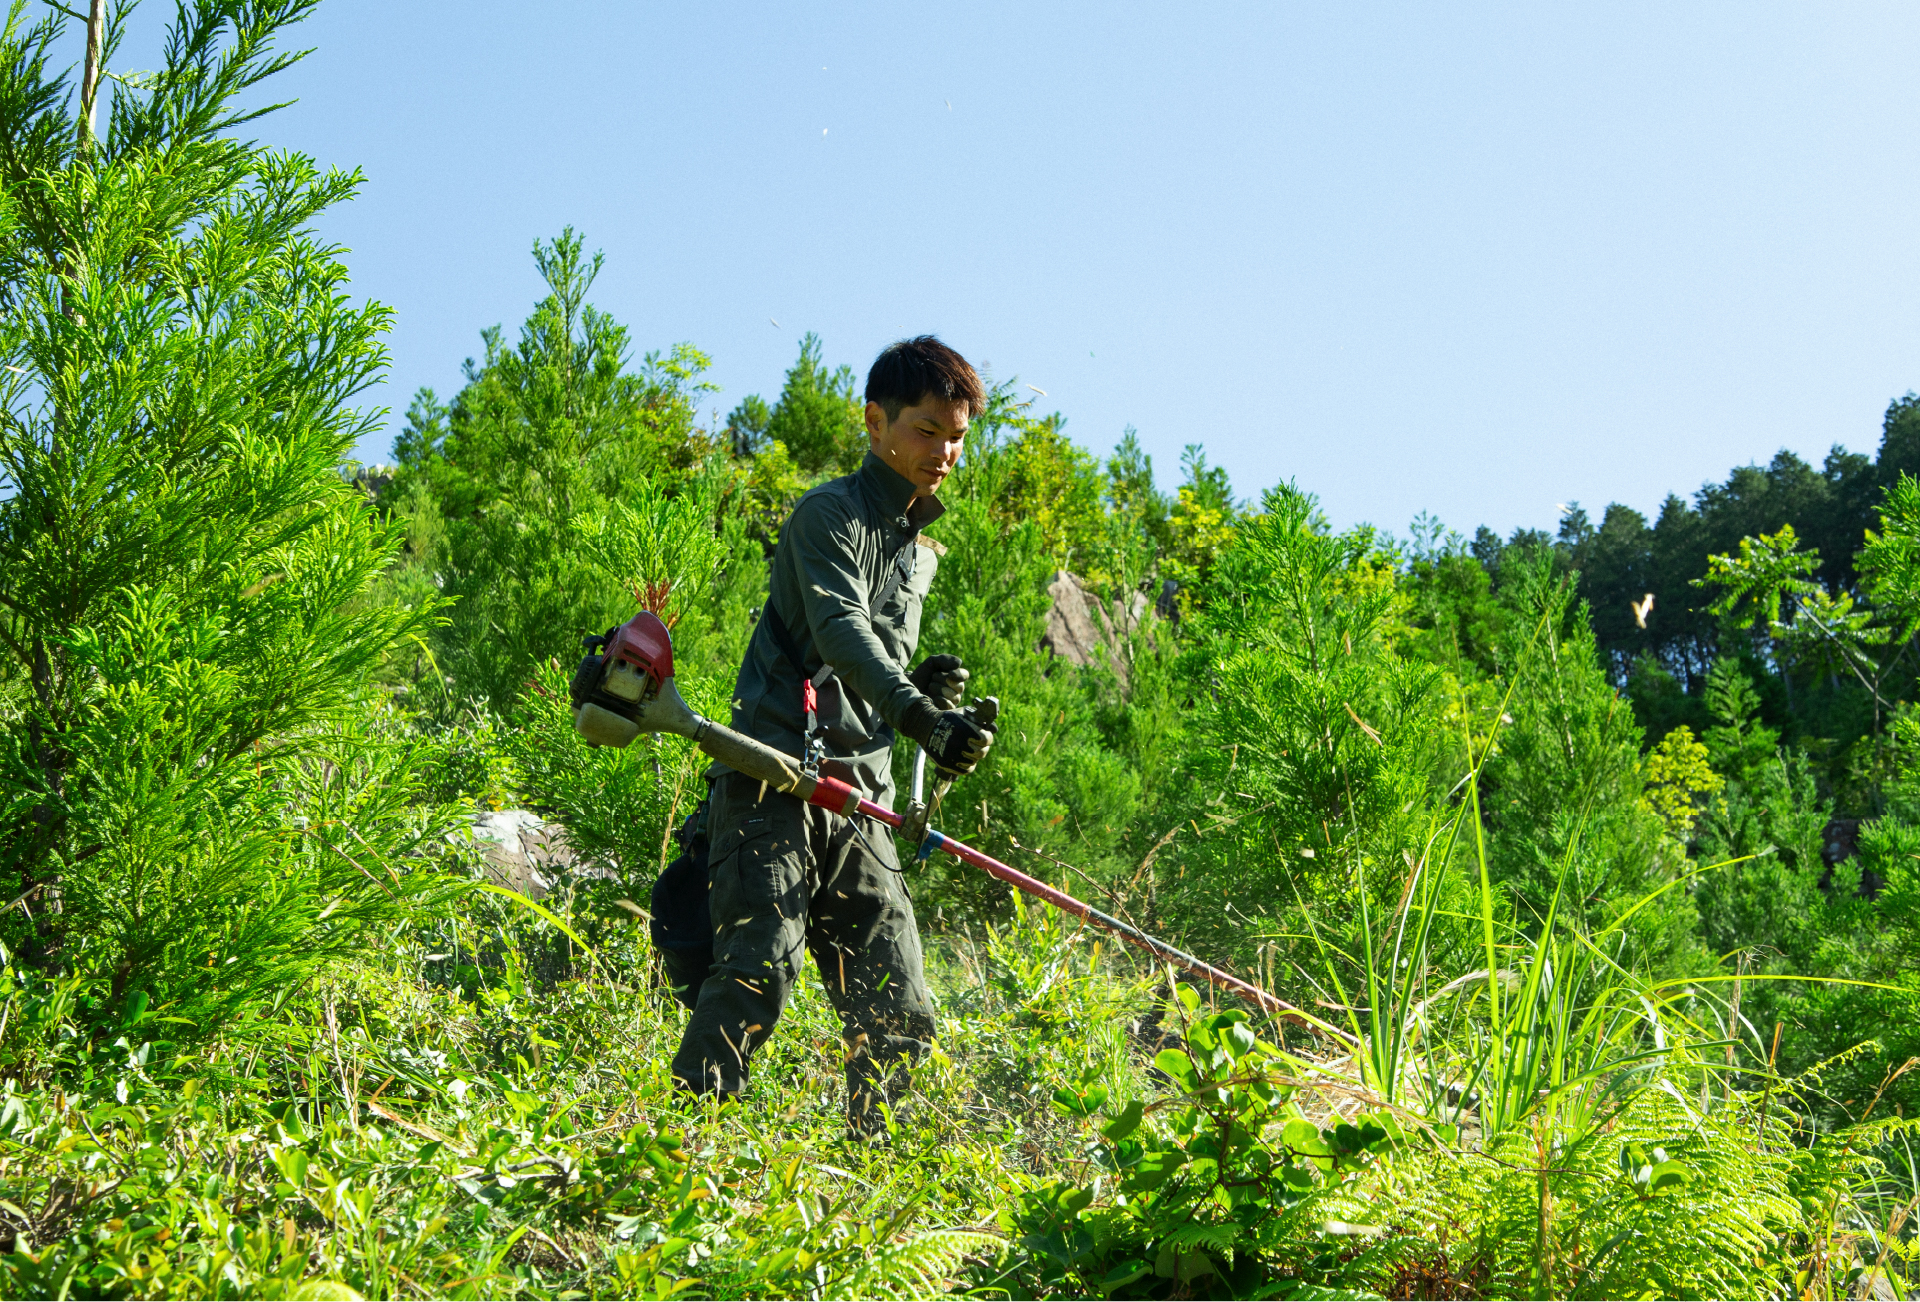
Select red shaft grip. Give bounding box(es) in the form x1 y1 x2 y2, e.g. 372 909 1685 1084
803 774 861 817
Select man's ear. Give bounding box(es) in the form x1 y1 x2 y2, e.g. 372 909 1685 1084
864 400 888 445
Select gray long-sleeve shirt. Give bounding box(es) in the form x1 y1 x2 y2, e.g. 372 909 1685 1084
716 452 945 805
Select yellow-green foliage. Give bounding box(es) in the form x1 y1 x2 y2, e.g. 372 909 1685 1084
736 438 811 543
1164 481 1237 591
1643 724 1724 841
992 413 1109 573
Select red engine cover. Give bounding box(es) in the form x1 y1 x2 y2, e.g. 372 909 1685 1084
604 610 674 685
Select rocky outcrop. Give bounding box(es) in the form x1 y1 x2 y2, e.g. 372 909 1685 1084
1040 571 1156 688
470 810 600 900
347 463 395 501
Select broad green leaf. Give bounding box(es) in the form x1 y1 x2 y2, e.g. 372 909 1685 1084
1282 1118 1330 1155
1649 1159 1689 1194
1223 1020 1257 1059
1154 1049 1201 1091
1103 1098 1145 1141
289 1282 365 1302
1127 1150 1188 1191
1052 1084 1110 1117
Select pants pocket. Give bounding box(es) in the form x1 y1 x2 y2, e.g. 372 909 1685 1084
722 816 805 911
709 797 807 979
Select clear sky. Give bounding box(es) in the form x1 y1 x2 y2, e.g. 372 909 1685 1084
90 1 1920 539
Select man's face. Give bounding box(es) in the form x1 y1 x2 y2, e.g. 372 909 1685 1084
866 397 967 498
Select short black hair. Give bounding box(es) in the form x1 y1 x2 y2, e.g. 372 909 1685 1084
865 336 985 421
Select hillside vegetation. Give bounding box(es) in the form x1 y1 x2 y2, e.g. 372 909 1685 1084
2 4 1918 1298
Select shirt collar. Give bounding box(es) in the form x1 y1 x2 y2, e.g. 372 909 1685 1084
858 451 945 533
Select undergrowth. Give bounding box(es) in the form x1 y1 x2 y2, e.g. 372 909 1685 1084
3 867 1915 1299
0 873 1140 1299
4 3 1919 1296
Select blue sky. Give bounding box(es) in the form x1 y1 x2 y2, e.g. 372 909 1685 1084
90 1 1920 537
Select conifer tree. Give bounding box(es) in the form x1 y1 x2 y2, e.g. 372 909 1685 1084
764 332 864 475
0 0 445 1014
385 230 719 709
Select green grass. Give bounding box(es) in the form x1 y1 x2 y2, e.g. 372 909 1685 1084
5 860 1916 1300
0 880 1147 1299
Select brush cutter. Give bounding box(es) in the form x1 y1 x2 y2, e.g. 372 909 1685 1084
570 610 1306 1025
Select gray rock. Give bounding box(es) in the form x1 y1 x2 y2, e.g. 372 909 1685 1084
346 463 395 500
1040 570 1155 689
469 809 607 900
1040 570 1104 668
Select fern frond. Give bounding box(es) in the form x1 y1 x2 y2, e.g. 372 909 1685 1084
840 1228 1002 1300
1164 1221 1242 1253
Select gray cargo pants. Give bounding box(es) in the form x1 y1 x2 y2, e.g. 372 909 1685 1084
669 770 936 1133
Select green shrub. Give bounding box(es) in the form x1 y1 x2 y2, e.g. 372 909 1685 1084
0 0 453 1024
383 231 723 712
1163 483 1451 980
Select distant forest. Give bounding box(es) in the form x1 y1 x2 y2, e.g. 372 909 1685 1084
1446 397 1920 812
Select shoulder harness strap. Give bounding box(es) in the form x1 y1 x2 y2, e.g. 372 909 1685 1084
759 540 916 775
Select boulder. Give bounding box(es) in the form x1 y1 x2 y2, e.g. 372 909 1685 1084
470 809 598 900
1040 570 1154 688
347 463 395 501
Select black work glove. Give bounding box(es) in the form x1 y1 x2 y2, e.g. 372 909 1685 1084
908 654 970 712
921 707 996 778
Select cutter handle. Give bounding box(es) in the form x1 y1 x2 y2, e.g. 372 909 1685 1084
694 718 810 794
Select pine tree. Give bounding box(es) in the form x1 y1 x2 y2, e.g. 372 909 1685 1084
765 332 864 475
0 0 446 1014
384 230 717 709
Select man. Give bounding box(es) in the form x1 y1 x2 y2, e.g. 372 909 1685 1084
670 336 995 1138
